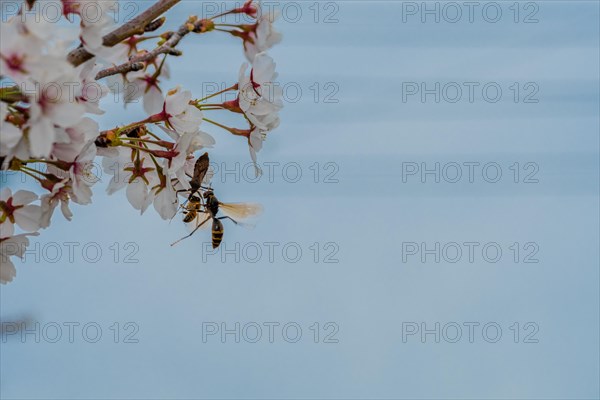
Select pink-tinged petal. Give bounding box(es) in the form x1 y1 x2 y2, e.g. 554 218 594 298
249 132 264 154
76 118 101 143
126 178 148 210
0 221 15 238
12 190 38 205
244 43 258 63
143 86 164 115
81 27 104 50
153 187 177 220
2 233 36 257
158 125 181 141
78 140 98 163
196 130 216 148
185 106 203 123
248 142 261 176
0 258 16 284
0 123 23 152
140 192 154 215
60 200 73 221
52 141 84 162
160 63 171 80
53 127 72 144
124 80 145 103
40 196 56 229
251 52 276 83
238 63 249 84
49 102 86 127
28 119 56 157
166 88 191 116
0 187 12 201
175 169 191 191
14 205 42 232
72 182 93 205
93 43 130 66
169 118 194 134
106 174 128 195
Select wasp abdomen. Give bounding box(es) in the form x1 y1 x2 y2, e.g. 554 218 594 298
183 212 196 223
212 219 224 249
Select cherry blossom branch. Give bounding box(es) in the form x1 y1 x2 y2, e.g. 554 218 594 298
94 17 213 80
67 0 181 66
94 47 180 80
94 61 146 80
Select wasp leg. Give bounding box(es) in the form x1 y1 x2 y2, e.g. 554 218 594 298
173 189 190 205
170 189 206 224
169 193 193 223
170 214 211 246
217 216 239 225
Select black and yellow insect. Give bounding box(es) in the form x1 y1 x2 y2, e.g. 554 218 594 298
171 190 262 248
189 152 210 198
181 195 202 224
175 152 210 202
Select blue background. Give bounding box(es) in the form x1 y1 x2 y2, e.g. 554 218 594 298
1 1 599 398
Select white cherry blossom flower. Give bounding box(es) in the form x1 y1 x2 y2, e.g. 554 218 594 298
22 65 87 157
149 164 178 220
0 188 42 237
126 177 154 213
102 146 133 193
0 232 38 284
238 52 283 129
248 128 264 177
48 140 97 205
164 129 215 173
160 87 203 134
40 178 75 227
0 102 23 158
103 147 159 212
91 42 130 66
124 71 164 115
75 60 108 115
0 19 43 82
61 0 120 55
243 7 282 62
21 6 78 46
51 117 100 161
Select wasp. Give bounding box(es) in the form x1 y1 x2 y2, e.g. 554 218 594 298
188 152 210 198
171 152 211 220
170 189 263 248
176 152 210 201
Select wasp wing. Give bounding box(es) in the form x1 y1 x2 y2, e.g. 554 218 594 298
219 202 263 228
191 152 210 187
219 202 263 221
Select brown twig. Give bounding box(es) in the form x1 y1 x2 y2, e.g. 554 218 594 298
95 62 146 80
94 18 210 80
67 0 181 67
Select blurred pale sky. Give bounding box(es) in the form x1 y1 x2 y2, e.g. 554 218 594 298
1 1 599 399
